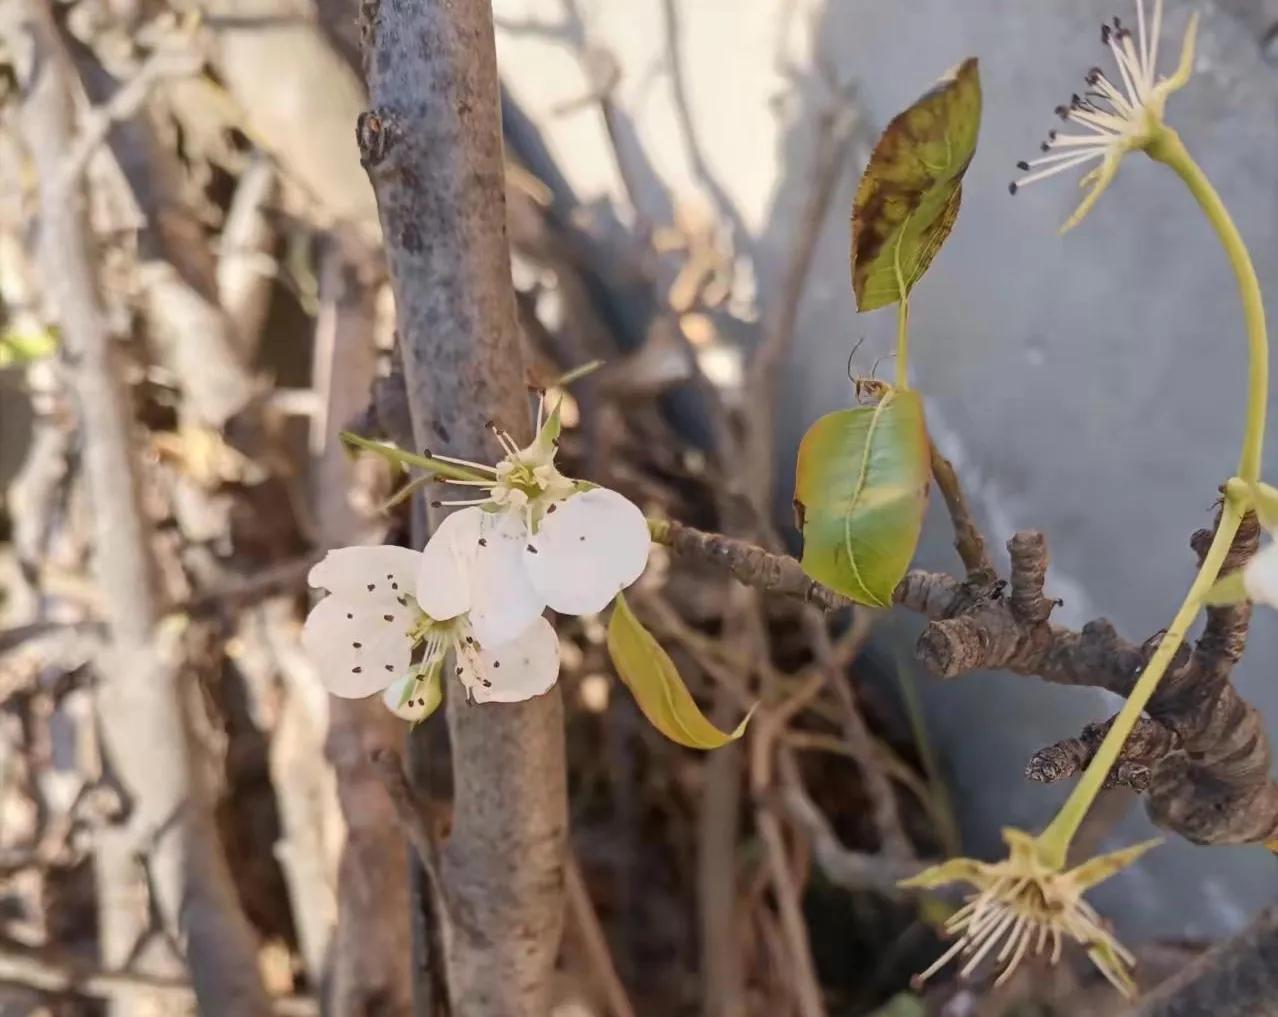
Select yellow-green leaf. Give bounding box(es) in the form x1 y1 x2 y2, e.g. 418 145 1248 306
851 57 982 311
606 594 752 750
794 388 930 607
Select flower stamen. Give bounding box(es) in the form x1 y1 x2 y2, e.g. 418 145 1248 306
1009 0 1197 231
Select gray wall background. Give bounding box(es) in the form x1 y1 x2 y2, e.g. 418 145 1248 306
498 0 1278 940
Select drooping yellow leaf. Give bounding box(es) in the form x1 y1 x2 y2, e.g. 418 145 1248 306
606 594 752 750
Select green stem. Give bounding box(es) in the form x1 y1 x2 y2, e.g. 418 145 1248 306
340 431 492 483
1148 127 1268 483
896 297 911 390
1037 129 1269 868
1037 499 1241 868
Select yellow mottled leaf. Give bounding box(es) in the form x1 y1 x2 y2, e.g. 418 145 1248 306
852 58 982 311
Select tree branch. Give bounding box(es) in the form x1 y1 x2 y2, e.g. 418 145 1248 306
358 1 568 1012
7 5 273 1014
652 507 1278 847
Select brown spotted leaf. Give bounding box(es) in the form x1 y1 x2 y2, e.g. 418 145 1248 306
852 58 981 311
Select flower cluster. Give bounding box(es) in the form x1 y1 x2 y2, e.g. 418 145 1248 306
302 401 651 717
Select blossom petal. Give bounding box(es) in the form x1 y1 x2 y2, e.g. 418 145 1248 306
1244 542 1278 607
464 616 560 704
467 510 546 646
416 507 482 620
382 670 443 722
302 593 414 698
525 488 650 615
308 544 421 609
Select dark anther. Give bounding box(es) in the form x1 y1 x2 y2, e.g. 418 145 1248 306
422 447 433 457
431 500 442 508
478 538 488 547
353 666 363 674
353 642 362 649
547 503 557 513
1017 161 1030 171
391 582 399 590
456 666 463 675
385 664 394 672
1102 24 1112 44
383 614 394 622
367 583 376 592
492 660 500 669
346 612 353 620
1055 105 1070 120
1009 182 1019 195
526 544 538 554
1049 129 1058 140
1041 142 1051 152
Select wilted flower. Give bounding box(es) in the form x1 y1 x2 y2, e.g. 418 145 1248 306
903 829 1158 996
419 397 651 645
1010 0 1198 231
302 545 560 716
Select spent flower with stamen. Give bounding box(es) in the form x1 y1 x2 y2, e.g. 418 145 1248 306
418 394 651 645
301 545 560 715
903 829 1158 996
1010 0 1198 231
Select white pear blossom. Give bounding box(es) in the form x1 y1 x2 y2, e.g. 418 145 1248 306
419 398 651 645
1009 0 1198 231
302 545 560 714
1243 540 1278 609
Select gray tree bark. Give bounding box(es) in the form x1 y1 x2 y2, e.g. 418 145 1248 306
358 1 568 1013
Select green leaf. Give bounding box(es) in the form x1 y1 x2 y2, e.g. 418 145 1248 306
532 397 563 458
606 594 752 750
794 388 930 607
340 431 491 483
851 57 982 311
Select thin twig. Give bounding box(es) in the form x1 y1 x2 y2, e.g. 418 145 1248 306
929 445 993 576
369 748 443 894
749 673 828 1017
804 610 913 859
60 48 202 188
564 852 637 1017
776 752 920 896
0 950 316 1016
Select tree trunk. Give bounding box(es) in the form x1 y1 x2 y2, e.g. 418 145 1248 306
358 1 568 1013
